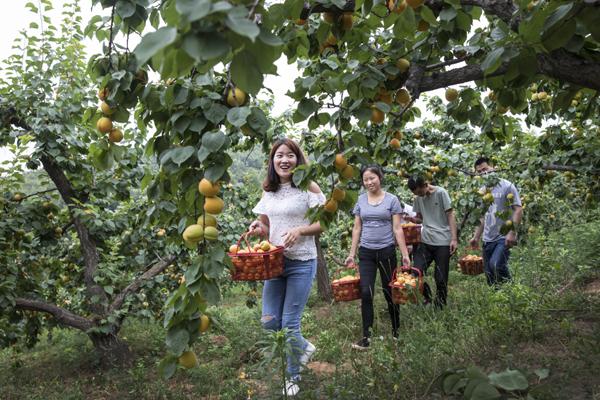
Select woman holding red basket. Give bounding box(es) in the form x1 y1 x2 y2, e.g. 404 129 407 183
247 138 325 396
345 164 411 350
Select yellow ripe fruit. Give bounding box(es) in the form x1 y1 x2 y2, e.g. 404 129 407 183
324 199 338 213
198 178 220 197
295 18 307 25
371 107 385 124
98 87 109 101
396 88 411 105
229 244 239 253
197 214 217 227
156 228 166 237
260 240 271 251
396 58 410 73
13 193 23 202
445 88 459 102
507 193 514 201
417 20 429 31
393 130 403 140
537 91 548 100
226 87 247 107
390 138 401 149
531 93 539 101
204 196 224 215
178 351 199 369
483 193 494 203
340 165 355 180
199 315 210 333
332 187 346 202
183 224 204 243
97 117 113 133
341 12 353 30
100 101 114 115
108 129 123 143
334 154 348 171
204 226 219 241
323 12 336 24
406 0 424 8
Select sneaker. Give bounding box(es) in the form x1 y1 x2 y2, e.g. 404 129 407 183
351 337 370 350
299 341 316 366
283 379 300 396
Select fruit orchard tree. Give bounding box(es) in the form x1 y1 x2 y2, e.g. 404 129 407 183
0 1 195 364
81 0 598 375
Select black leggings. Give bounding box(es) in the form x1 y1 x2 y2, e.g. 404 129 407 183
358 245 399 338
412 243 450 308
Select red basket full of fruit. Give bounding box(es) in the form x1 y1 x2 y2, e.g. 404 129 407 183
390 266 424 305
331 264 361 302
228 234 284 281
401 223 422 245
458 247 484 275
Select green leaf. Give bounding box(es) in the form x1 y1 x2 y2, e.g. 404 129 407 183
170 146 196 165
489 369 529 391
205 103 228 124
534 368 550 380
176 0 211 22
202 131 226 151
165 328 189 355
182 32 230 62
470 381 501 400
230 51 263 95
116 0 136 19
542 18 576 52
542 4 574 34
420 6 437 25
298 98 320 118
227 107 252 127
480 47 504 75
204 164 225 181
226 7 260 41
134 27 177 67
158 356 178 379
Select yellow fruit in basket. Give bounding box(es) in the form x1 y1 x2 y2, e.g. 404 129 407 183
178 351 199 369
198 178 220 197
204 226 219 241
183 224 204 242
197 214 217 227
204 196 224 214
260 240 271 251
229 244 239 254
199 315 210 333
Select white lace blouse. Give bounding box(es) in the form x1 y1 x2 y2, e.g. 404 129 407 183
252 182 326 260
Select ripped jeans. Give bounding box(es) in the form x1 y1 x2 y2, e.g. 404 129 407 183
261 257 317 379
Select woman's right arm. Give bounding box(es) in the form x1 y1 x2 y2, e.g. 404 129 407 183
248 214 270 239
345 215 362 265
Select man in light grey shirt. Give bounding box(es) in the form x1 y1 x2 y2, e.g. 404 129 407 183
469 157 523 285
408 176 458 308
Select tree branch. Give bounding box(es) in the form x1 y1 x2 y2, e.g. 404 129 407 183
419 63 509 92
15 297 93 332
108 255 177 315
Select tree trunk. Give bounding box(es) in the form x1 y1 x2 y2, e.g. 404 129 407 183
315 236 333 302
89 331 132 367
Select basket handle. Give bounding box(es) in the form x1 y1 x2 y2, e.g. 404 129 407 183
235 232 253 251
391 265 422 282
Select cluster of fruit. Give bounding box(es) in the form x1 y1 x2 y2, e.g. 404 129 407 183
181 178 224 248
331 270 360 302
96 87 123 143
462 254 483 262
391 271 421 304
323 154 354 214
393 272 418 288
459 254 484 275
332 274 359 283
229 240 284 281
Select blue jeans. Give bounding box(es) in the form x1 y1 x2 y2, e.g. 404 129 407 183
483 239 511 285
261 257 316 379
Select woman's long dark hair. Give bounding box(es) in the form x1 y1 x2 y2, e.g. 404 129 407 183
263 138 308 192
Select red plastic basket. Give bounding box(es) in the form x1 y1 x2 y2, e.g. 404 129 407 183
228 234 284 281
389 266 424 304
402 224 422 245
331 264 360 302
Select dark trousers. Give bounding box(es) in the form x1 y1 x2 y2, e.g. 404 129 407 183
358 245 399 338
483 239 511 286
413 243 450 308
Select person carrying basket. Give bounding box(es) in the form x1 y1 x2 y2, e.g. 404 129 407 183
345 165 411 350
247 138 325 397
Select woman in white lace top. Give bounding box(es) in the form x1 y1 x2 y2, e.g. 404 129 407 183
248 138 325 396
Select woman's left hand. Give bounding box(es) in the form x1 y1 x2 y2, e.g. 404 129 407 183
282 227 303 248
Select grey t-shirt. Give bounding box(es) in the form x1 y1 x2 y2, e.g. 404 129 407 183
353 192 403 250
413 186 453 246
483 178 522 242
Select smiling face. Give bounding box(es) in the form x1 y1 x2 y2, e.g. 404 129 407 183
273 144 298 182
362 169 382 193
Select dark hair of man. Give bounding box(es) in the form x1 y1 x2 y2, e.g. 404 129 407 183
407 176 427 191
474 157 491 168
360 164 384 185
263 138 308 192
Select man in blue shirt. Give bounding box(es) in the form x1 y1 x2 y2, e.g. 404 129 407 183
469 157 523 285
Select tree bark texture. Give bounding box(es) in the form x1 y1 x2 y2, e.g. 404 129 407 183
315 236 333 302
